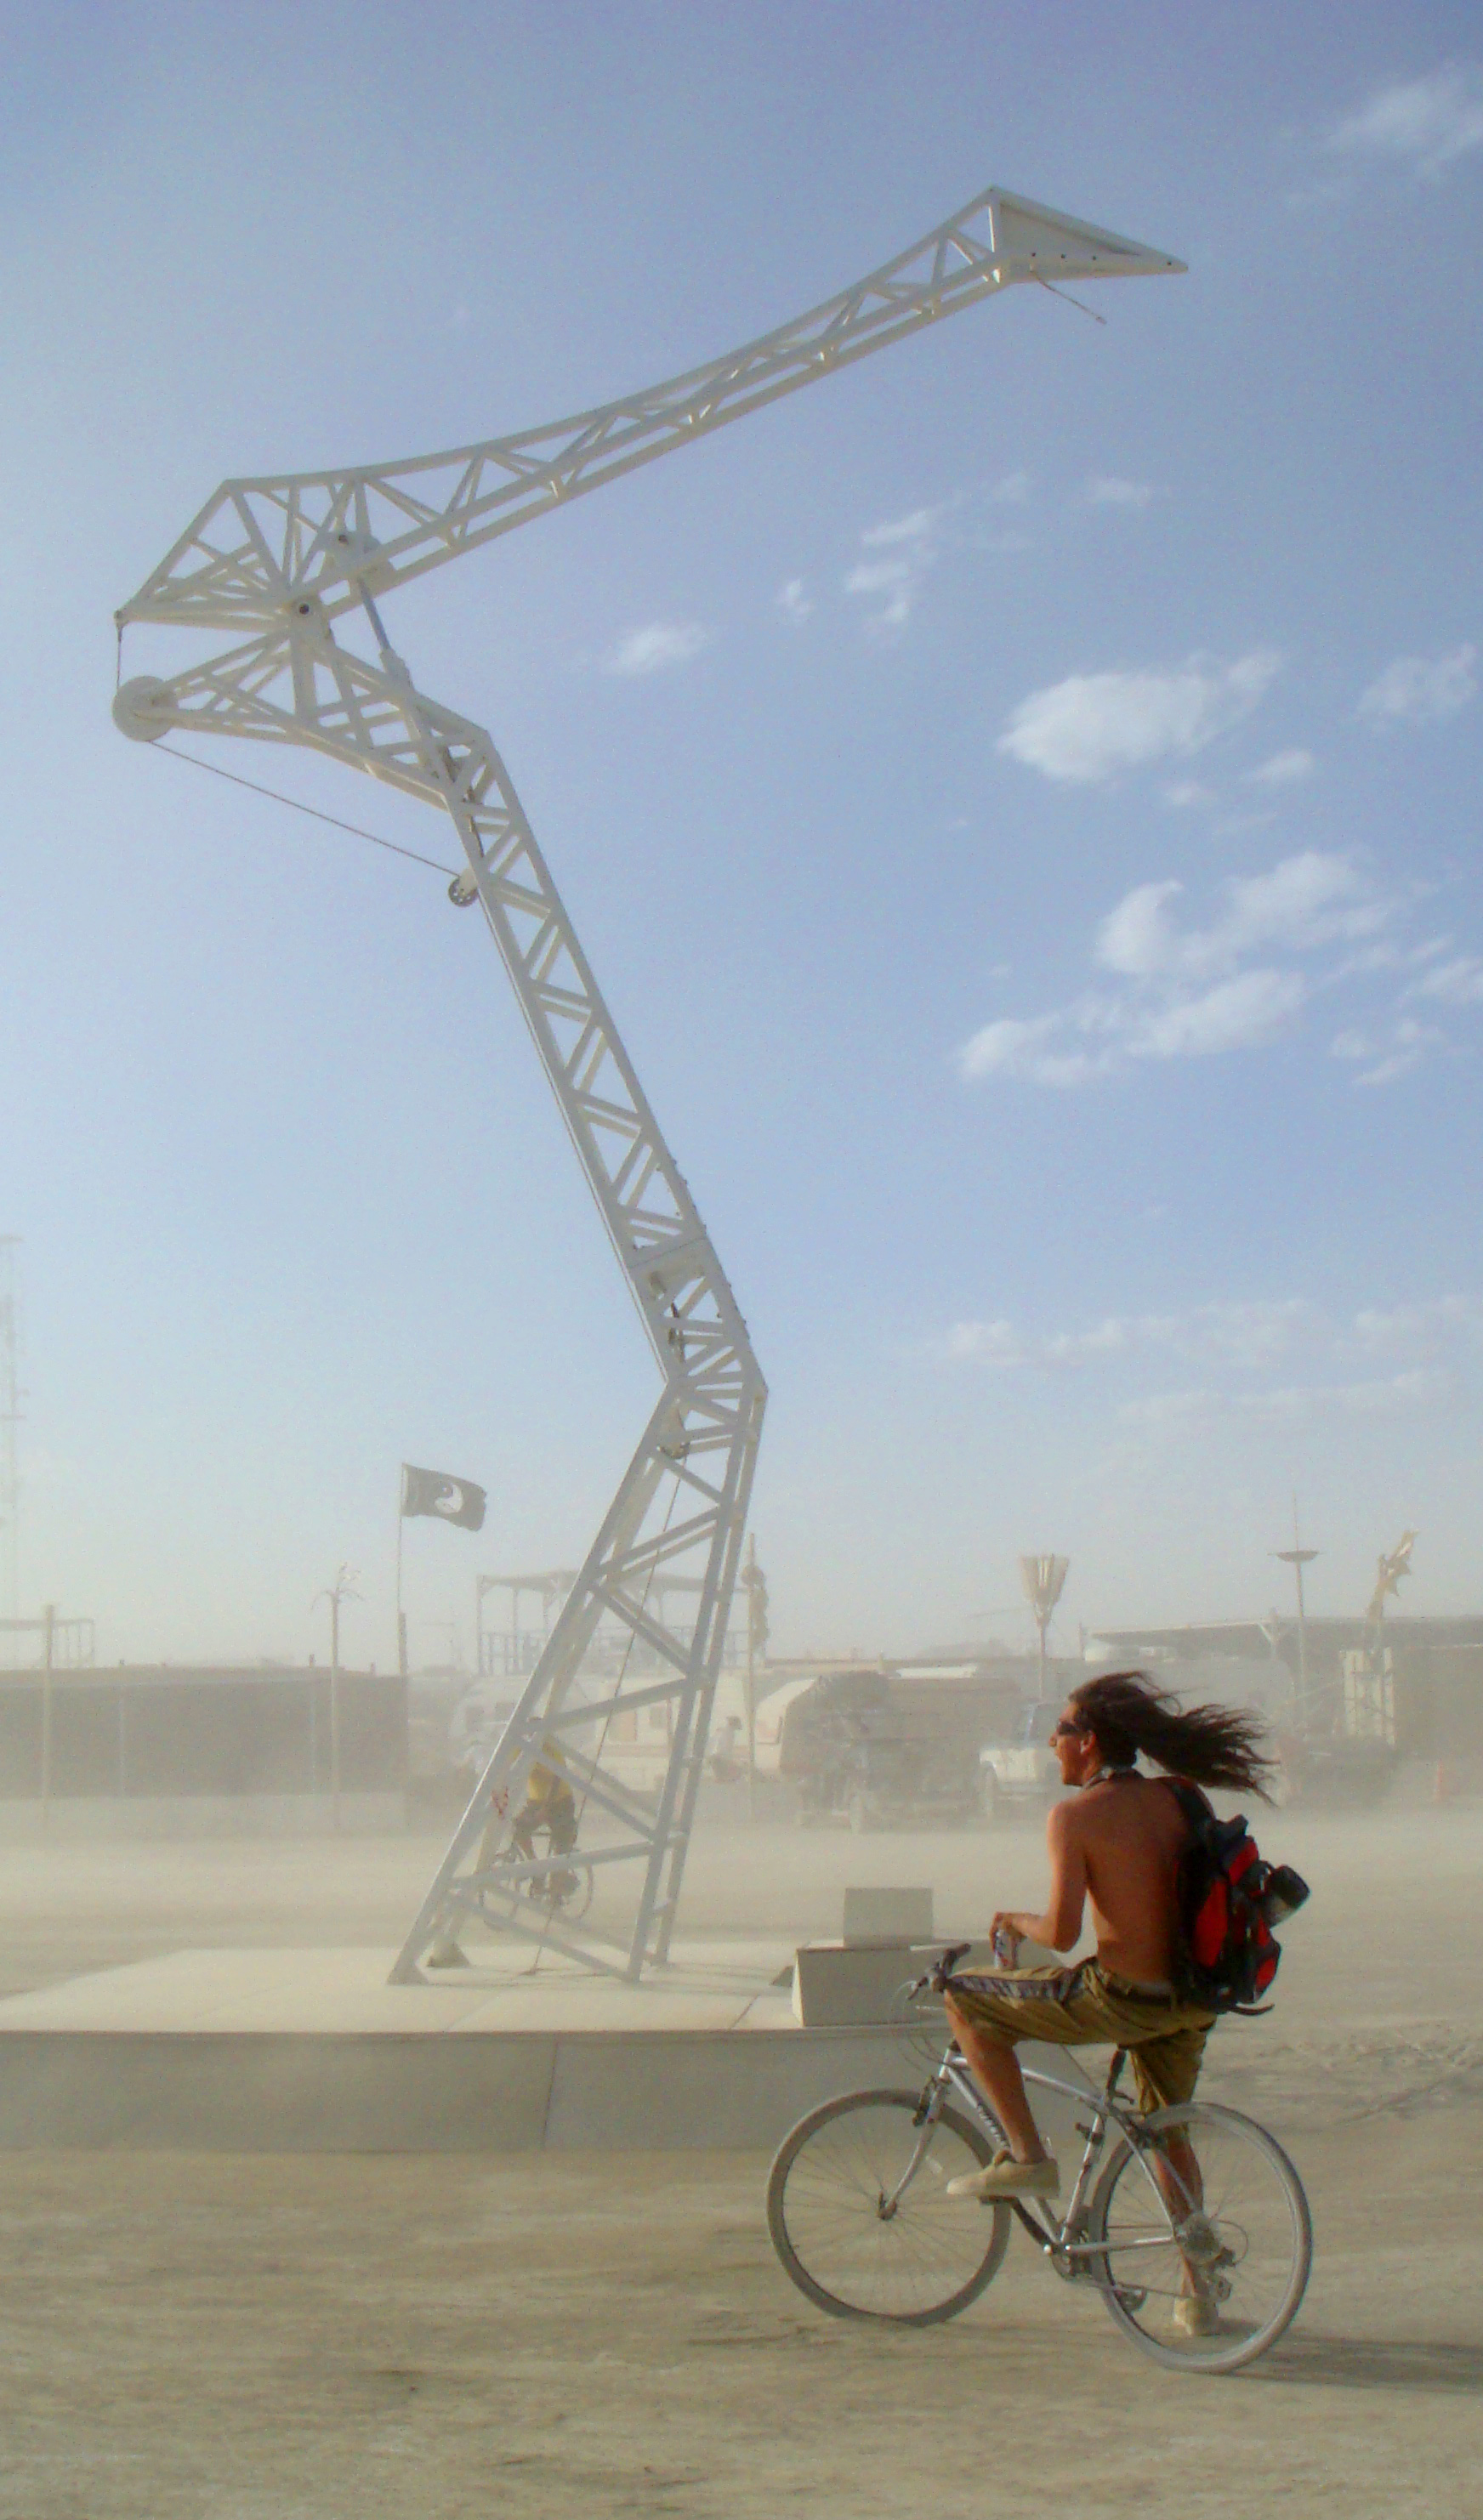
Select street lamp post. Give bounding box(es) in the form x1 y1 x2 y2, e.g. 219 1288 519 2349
1019 1557 1069 1700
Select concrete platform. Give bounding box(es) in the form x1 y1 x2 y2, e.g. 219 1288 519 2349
0 1944 934 2154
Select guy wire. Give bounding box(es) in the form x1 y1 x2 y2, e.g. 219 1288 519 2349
155 742 458 877
1035 274 1107 325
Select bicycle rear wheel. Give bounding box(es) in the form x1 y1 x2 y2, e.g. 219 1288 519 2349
1088 2101 1311 2374
767 2090 1011 2325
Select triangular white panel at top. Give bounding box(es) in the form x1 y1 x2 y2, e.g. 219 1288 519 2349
986 190 1186 282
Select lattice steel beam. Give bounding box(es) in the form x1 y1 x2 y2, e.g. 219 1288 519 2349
111 184 1181 1980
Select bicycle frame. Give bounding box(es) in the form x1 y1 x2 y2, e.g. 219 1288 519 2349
894 2040 1200 2283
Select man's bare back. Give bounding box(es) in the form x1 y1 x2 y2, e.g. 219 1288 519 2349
1065 1772 1190 1983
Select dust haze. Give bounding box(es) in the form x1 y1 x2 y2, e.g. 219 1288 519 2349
1 1564 1480 2514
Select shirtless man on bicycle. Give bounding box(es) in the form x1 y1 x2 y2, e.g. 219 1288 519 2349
942 1670 1274 2213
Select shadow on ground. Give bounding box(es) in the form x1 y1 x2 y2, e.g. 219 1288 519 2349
1251 2335 1483 2393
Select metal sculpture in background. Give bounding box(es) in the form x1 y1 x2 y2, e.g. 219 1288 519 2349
1365 1530 1417 1635
1020 1553 1071 1696
111 188 1183 1982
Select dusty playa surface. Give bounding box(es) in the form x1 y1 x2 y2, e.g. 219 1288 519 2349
0 1807 1479 2516
0 2118 1479 2520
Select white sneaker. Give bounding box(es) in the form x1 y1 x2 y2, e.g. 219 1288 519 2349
946 2148 1060 2202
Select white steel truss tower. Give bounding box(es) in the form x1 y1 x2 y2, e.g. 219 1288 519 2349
111 189 1183 1980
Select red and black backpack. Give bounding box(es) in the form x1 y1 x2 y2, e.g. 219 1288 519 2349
1169 1780 1309 2015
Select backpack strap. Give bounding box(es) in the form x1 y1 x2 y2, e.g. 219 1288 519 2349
1166 1777 1211 1832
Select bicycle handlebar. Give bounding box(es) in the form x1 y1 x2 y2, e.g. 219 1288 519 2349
906 1941 972 1999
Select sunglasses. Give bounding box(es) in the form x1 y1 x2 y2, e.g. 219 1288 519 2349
1049 1717 1091 1743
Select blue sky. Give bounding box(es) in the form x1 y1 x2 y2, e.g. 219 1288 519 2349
3 3 1480 1668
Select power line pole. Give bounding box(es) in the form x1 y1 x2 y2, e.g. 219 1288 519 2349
0 1240 21 1629
739 1534 769 1821
1274 1496 1319 1728
312 1565 362 1830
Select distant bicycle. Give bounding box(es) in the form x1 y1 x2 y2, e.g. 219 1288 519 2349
767 1949 1311 2375
475 1817 594 1924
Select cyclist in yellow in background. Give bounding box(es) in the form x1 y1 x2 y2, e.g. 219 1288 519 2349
428 1733 582 1963
509 1734 579 1888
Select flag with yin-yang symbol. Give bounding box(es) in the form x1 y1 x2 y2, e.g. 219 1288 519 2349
400 1463 486 1531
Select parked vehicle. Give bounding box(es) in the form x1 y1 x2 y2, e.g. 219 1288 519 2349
778 1667 988 1830
978 1699 1063 1822
447 1683 519 1778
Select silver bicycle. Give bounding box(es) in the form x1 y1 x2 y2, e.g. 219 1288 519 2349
767 1954 1312 2375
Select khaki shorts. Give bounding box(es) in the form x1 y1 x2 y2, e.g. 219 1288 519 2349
946 1960 1214 2116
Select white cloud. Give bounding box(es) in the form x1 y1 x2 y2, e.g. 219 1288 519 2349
1239 1369 1451 1422
1127 968 1307 1059
1352 1296 1483 1355
940 1291 1478 1431
1163 780 1215 809
955 966 1310 1084
944 1319 1024 1365
1331 1016 1440 1086
998 651 1280 785
1118 1388 1217 1427
1126 1371 1448 1426
957 1013 1109 1088
1086 476 1156 510
861 506 940 549
845 504 944 636
1409 955 1483 1006
1358 642 1476 727
1247 748 1316 786
1329 68 1483 179
952 848 1483 1090
1095 852 1389 983
991 470 1031 505
943 1291 1476 1375
604 621 713 677
776 577 813 625
845 559 912 599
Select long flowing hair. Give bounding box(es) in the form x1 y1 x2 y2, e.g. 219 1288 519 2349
1071 1670 1276 1799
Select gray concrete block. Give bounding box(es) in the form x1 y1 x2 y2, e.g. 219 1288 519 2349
542 2029 912 2151
842 1887 934 1942
793 1938 1004 2026
793 1941 922 2026
0 2032 557 2154
0 2024 936 2154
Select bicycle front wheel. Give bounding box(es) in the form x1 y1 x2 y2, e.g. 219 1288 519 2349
767 2090 1011 2325
1088 2101 1311 2375
556 1859 594 1921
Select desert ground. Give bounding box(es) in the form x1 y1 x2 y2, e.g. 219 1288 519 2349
0 1801 1480 2518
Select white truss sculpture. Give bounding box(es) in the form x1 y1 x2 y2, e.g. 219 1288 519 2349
112 188 1182 1981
